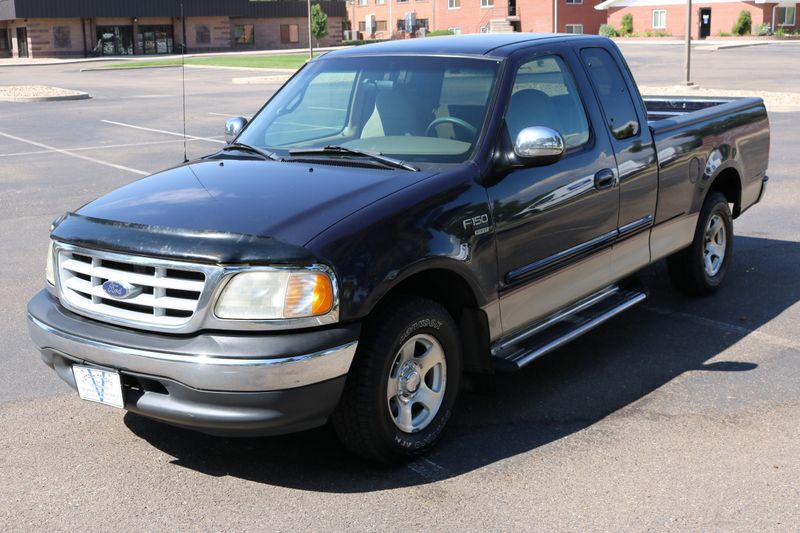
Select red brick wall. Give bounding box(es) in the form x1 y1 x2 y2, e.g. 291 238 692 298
606 2 792 39
349 0 436 39
437 1 511 35
518 0 607 35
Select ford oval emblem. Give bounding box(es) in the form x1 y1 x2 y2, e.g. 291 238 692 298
102 280 140 300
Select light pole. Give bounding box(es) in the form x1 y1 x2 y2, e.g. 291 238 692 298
308 0 314 59
683 0 693 86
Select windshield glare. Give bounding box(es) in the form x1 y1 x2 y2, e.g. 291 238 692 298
237 55 501 164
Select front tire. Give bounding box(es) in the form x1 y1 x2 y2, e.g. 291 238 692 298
332 297 462 463
667 192 733 296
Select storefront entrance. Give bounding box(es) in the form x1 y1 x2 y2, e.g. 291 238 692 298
137 25 175 54
95 26 134 55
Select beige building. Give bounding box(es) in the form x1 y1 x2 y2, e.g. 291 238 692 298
0 0 347 58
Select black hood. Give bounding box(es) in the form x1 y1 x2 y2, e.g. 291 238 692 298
76 158 438 246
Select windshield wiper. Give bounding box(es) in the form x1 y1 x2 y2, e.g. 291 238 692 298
288 146 418 172
220 142 282 161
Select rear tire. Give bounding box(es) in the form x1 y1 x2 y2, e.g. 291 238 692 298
667 192 733 296
332 297 462 464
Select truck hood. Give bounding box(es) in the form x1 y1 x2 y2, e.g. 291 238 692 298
77 158 438 246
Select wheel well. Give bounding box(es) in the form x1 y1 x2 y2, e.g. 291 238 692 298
709 168 742 217
374 269 493 377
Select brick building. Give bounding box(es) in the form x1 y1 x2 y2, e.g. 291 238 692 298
0 0 347 59
595 0 797 39
349 0 608 39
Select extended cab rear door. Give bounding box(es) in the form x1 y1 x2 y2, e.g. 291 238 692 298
578 44 658 277
488 44 621 335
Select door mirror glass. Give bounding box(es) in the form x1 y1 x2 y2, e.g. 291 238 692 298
514 126 565 165
225 117 248 144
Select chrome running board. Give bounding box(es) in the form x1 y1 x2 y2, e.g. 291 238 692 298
490 284 647 371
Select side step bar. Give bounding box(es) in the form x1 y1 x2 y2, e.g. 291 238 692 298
490 284 647 372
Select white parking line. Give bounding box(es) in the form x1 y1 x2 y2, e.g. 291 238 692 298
0 138 213 158
101 120 226 144
208 112 251 119
0 131 149 176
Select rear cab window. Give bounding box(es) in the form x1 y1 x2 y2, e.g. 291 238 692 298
580 47 641 140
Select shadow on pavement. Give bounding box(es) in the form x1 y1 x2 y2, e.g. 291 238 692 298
124 236 799 492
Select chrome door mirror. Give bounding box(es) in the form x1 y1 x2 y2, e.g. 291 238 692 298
225 117 248 144
514 126 565 165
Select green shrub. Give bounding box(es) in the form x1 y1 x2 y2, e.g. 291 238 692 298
755 22 771 36
342 39 390 46
732 10 752 35
774 26 787 37
621 14 633 36
427 29 455 37
599 24 618 37
718 31 732 37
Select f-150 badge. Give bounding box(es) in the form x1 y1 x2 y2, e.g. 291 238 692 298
463 214 491 235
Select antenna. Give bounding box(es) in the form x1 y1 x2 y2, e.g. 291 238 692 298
180 2 188 163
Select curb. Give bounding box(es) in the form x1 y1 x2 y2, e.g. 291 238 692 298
0 92 91 102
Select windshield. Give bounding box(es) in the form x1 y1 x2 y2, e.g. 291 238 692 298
237 55 502 164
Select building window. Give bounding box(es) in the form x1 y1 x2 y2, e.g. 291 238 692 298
0 29 8 50
652 10 666 29
358 0 368 5
376 20 388 31
481 0 494 6
448 0 460 8
565 0 582 4
448 27 461 35
397 0 409 3
376 0 386 4
234 24 255 45
358 21 366 32
417 18 429 29
565 24 583 33
195 25 211 44
280 24 299 43
776 6 796 26
53 26 71 49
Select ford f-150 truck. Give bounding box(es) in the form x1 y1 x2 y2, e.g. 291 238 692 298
28 34 770 463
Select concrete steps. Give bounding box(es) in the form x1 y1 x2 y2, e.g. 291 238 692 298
489 19 515 33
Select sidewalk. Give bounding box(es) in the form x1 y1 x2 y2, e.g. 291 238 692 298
0 45 349 67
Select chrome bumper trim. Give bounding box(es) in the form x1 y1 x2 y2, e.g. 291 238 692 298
28 313 357 392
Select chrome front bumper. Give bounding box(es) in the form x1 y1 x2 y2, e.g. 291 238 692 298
27 290 360 435
28 291 357 392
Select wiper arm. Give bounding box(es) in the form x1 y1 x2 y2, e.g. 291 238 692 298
220 142 281 161
288 145 418 172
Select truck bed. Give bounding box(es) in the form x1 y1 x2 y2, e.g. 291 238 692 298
644 96 765 131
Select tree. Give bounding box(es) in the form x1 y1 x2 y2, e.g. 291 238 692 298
311 4 328 49
732 10 752 36
621 14 633 36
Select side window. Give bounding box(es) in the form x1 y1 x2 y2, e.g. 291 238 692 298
506 55 590 149
580 47 640 140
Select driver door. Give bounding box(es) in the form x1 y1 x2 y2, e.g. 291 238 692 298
489 47 620 335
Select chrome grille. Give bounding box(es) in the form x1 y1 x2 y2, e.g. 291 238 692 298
57 247 207 328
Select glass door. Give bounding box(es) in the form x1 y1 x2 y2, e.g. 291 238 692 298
16 27 28 58
137 25 174 54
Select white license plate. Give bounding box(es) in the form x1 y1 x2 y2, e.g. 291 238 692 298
72 365 124 408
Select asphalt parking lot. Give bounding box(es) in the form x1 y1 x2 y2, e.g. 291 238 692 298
1 42 799 531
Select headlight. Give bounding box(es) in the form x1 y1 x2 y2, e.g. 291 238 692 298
215 269 335 320
45 241 55 286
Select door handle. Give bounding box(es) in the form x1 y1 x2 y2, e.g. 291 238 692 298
594 169 617 190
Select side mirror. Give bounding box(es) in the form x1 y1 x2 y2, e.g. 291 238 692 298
514 126 565 165
225 117 248 144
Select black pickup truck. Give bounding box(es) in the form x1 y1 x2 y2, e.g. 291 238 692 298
28 34 770 463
